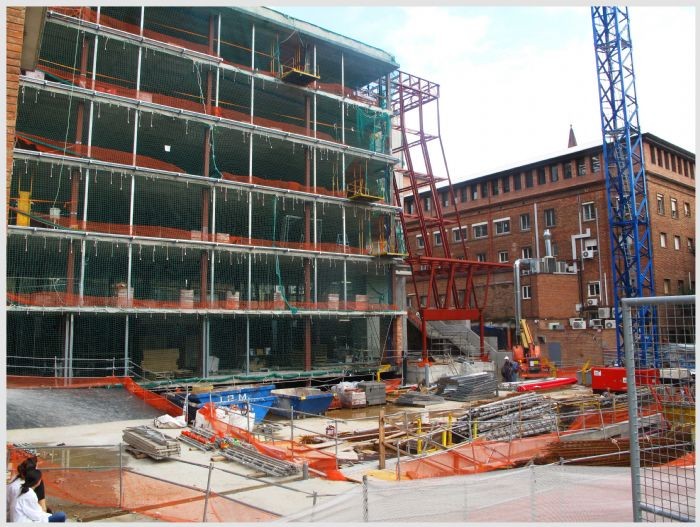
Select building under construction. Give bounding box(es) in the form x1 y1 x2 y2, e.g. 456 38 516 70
7 6 409 379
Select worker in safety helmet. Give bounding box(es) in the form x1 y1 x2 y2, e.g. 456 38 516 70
501 356 513 382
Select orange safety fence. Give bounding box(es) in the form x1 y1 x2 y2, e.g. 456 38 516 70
49 7 385 110
7 445 278 522
197 402 348 481
566 403 662 431
397 432 562 479
14 133 380 206
16 132 185 174
7 291 398 313
662 452 695 467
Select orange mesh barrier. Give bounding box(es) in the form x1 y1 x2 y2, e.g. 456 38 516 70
120 377 183 417
662 452 695 467
566 404 662 431
397 433 561 479
6 375 123 389
221 172 347 199
8 443 278 522
16 132 185 173
7 291 397 313
197 403 347 480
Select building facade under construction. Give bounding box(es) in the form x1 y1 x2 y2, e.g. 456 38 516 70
7 7 408 379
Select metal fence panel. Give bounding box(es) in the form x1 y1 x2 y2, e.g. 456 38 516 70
623 295 695 522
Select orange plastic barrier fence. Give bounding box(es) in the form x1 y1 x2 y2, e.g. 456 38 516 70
197 403 347 480
662 452 695 467
566 404 662 431
6 375 123 389
397 433 561 479
7 291 397 313
16 132 185 173
8 444 277 522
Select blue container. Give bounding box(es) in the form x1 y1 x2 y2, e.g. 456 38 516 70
270 387 334 417
166 385 277 423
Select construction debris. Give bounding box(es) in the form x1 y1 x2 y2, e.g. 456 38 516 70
122 425 181 460
436 372 499 401
219 442 300 477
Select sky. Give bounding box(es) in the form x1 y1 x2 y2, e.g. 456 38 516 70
272 6 696 182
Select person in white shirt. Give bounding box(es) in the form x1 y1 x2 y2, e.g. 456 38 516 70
7 476 23 522
12 469 66 523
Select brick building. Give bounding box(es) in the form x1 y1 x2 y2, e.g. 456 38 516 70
404 135 695 365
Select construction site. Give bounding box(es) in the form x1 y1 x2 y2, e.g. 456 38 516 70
5 5 696 524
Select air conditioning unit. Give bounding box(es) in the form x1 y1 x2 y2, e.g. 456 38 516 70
582 249 595 259
586 298 599 307
575 303 582 312
567 264 577 273
590 318 603 328
548 322 562 330
522 269 530 276
604 319 617 329
598 307 611 319
570 318 586 329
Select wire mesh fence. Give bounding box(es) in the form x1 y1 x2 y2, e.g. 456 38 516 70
623 295 695 522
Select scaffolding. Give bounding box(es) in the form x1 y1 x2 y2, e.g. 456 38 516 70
7 6 406 378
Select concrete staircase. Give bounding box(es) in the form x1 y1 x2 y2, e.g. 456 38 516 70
424 320 498 360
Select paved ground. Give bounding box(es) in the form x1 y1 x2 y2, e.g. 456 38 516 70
7 387 162 429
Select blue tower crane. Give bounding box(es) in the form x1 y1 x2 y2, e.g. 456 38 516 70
591 6 659 367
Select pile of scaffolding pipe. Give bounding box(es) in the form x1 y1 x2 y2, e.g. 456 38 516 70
122 425 181 459
436 372 499 401
395 391 445 407
456 393 558 441
219 443 300 477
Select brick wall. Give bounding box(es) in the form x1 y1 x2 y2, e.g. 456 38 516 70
7 7 26 223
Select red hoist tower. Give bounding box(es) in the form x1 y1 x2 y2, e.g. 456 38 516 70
391 71 511 363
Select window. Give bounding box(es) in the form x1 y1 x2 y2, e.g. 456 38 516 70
678 280 685 294
564 162 572 179
663 279 671 295
481 182 488 198
491 179 499 196
650 146 656 164
452 227 467 242
525 172 534 188
502 176 510 193
513 173 522 190
522 285 532 300
544 208 556 227
671 198 678 218
577 158 586 176
416 234 424 249
441 192 449 208
476 252 486 262
521 246 533 259
520 213 531 231
434 232 442 246
419 295 427 308
550 165 559 182
592 155 600 173
684 202 691 217
551 242 559 257
498 250 509 263
665 151 670 169
473 223 488 239
494 218 511 235
672 155 677 173
588 281 601 297
406 200 414 214
688 238 695 254
460 186 468 203
582 202 596 221
424 196 431 212
537 167 546 185
471 185 478 200
656 194 665 215
674 235 681 251
659 232 667 248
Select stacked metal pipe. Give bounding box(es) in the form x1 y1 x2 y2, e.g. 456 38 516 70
436 372 499 401
122 425 181 459
456 393 558 441
219 443 300 477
